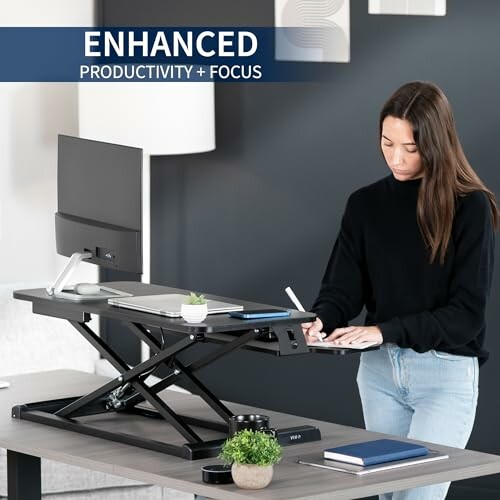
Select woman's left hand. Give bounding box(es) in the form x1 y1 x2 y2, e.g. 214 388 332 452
324 326 383 345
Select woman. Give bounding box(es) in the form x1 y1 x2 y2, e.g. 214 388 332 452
302 81 497 500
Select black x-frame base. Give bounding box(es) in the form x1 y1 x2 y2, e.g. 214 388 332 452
12 313 321 460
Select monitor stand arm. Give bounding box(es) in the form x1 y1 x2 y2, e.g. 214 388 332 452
46 252 92 296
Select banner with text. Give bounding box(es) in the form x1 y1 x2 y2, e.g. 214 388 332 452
0 27 341 82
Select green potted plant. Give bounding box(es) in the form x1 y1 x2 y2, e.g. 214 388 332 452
219 429 282 489
181 292 208 323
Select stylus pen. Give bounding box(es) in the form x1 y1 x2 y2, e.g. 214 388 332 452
285 286 324 342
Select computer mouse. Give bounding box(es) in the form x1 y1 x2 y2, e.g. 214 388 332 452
0 381 10 389
74 283 101 295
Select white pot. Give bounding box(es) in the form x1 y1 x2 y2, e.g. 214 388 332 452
231 463 273 490
181 303 208 323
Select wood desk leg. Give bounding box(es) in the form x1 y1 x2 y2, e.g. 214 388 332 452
7 450 41 500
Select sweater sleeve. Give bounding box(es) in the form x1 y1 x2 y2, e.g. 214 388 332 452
379 191 495 352
311 195 368 334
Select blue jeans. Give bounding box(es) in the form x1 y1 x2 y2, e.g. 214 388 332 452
357 343 479 500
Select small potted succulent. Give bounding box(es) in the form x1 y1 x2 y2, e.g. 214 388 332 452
219 429 282 489
181 292 208 323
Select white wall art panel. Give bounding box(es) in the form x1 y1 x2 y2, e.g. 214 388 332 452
275 0 350 62
369 0 446 16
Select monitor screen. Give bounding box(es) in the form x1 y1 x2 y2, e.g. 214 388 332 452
56 135 143 274
58 135 142 230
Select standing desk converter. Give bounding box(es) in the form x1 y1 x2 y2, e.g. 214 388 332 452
13 281 360 461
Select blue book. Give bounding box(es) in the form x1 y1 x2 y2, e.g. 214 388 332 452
323 439 428 466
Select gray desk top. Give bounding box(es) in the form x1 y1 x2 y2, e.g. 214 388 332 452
1 370 500 499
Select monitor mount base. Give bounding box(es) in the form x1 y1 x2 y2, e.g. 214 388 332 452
46 252 131 302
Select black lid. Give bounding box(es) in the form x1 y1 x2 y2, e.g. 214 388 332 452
201 464 233 484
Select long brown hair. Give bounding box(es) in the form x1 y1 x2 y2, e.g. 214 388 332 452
380 81 499 264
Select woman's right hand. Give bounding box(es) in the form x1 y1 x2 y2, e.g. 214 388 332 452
301 317 326 344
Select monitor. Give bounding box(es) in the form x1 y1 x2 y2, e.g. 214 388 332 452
47 135 143 300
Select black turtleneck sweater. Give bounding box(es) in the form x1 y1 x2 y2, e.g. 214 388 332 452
312 175 495 365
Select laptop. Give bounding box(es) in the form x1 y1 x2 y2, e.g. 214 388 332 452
108 293 243 318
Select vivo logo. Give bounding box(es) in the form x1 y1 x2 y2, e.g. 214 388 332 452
289 434 302 441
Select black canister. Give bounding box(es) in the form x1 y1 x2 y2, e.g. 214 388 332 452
228 414 275 437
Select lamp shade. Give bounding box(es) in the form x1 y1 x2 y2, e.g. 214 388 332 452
78 81 215 154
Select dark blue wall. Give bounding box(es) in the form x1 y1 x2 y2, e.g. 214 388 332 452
103 1 500 497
